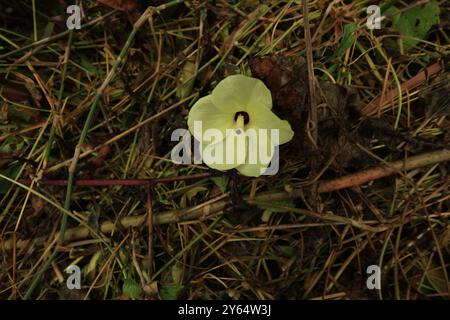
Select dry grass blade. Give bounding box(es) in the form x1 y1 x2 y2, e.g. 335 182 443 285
0 0 449 300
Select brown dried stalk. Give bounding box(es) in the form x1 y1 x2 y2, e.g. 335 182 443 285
3 148 449 251
361 62 442 117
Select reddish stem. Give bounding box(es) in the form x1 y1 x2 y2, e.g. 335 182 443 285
19 173 212 187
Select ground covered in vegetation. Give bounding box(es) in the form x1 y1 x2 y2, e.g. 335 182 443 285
0 0 449 299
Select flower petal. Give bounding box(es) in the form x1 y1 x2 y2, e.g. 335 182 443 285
211 75 272 114
236 161 272 177
201 130 247 171
236 129 275 177
187 96 234 142
246 105 294 145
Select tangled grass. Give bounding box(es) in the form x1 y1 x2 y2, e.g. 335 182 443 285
0 0 449 299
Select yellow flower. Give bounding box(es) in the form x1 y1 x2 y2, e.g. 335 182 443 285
187 75 294 177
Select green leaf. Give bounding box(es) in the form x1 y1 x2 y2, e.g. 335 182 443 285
0 164 21 194
85 251 102 276
211 176 229 193
41 22 55 39
79 54 98 75
159 284 184 300
388 2 440 51
278 245 296 258
176 60 196 99
254 198 295 213
122 278 142 300
171 261 184 284
186 186 208 202
336 23 358 57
